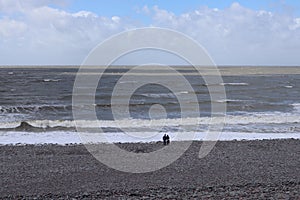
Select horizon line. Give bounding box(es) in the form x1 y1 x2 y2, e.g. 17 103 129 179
0 65 300 68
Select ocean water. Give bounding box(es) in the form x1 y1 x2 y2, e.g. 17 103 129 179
0 67 300 144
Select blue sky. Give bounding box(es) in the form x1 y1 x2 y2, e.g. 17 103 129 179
67 0 300 17
0 0 300 65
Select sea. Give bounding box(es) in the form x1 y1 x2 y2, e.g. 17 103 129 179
0 66 300 144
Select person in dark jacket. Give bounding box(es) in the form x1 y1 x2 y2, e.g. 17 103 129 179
163 134 167 145
166 134 170 145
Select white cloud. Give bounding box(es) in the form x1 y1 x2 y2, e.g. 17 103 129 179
289 18 300 30
0 0 69 13
0 1 300 65
0 1 135 65
148 3 300 65
0 18 27 37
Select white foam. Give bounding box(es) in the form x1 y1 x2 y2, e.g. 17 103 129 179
0 112 299 129
214 99 245 103
0 131 299 145
1 109 299 144
292 103 300 113
43 79 60 82
179 91 189 94
140 93 174 98
0 131 80 145
220 82 249 86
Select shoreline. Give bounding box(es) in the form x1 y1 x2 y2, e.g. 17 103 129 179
1 131 300 145
0 137 300 146
1 139 299 198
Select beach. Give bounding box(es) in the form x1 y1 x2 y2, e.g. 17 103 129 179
1 139 299 199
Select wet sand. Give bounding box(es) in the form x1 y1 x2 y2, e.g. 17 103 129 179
1 139 300 199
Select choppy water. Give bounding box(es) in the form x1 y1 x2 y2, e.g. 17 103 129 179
0 67 299 144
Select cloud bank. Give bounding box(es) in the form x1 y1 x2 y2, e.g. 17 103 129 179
0 1 300 65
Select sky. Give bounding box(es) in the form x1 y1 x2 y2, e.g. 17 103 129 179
0 0 300 66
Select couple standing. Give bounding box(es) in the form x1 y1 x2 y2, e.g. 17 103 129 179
162 134 170 145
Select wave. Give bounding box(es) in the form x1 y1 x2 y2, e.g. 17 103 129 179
0 105 71 114
0 101 189 114
220 82 249 86
139 93 176 98
202 82 249 86
0 121 75 132
43 79 60 82
137 91 190 98
292 103 300 113
1 112 299 130
213 99 245 103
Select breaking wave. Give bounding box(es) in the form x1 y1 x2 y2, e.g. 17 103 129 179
0 105 71 114
0 112 299 130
